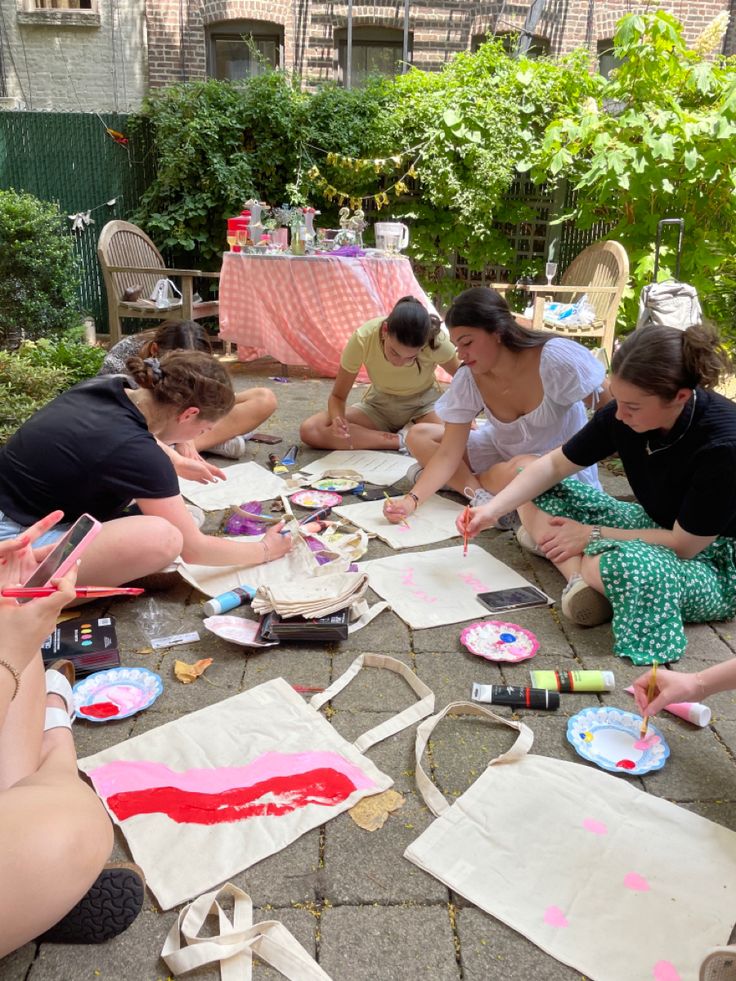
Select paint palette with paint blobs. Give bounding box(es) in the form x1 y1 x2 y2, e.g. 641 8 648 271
566 706 670 775
290 489 343 509
460 621 539 663
310 477 361 493
73 666 163 723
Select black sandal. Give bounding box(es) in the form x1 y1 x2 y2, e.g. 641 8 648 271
37 862 145 944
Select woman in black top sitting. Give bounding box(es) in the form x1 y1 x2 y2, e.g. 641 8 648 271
0 351 292 586
461 323 736 666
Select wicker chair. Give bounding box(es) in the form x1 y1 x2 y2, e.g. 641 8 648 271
97 220 220 344
495 240 629 365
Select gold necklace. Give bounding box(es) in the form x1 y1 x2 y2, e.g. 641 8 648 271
645 391 697 456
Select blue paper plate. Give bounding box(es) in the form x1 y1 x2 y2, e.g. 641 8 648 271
73 667 163 723
566 706 670 776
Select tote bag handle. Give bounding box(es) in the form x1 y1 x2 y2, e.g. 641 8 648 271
414 701 534 817
162 883 332 980
310 652 435 752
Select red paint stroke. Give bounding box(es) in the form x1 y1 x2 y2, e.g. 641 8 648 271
80 701 120 719
616 758 636 770
106 767 358 825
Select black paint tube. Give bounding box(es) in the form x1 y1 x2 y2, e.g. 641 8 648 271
471 683 560 710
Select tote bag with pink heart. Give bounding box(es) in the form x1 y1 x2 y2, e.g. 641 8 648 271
404 702 736 981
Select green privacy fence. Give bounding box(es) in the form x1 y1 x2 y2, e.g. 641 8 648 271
0 111 155 333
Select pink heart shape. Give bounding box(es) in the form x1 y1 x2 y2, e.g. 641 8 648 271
624 872 650 892
543 905 569 928
582 818 608 835
653 960 681 981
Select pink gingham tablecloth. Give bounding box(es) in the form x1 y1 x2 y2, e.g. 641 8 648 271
218 253 440 379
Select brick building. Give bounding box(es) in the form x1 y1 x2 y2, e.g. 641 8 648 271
0 0 734 111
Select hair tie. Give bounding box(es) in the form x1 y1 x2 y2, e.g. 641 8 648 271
143 356 163 382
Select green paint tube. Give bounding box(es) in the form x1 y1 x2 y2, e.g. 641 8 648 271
529 670 615 693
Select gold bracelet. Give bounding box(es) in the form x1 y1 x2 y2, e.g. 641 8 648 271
0 658 20 701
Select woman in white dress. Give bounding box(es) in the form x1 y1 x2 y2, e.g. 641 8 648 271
383 287 609 526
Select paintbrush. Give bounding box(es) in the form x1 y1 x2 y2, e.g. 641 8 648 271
462 504 471 557
640 662 658 738
383 490 409 528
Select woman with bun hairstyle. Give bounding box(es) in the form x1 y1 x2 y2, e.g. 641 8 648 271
299 296 459 451
461 323 736 666
0 351 292 586
384 286 608 524
100 320 277 474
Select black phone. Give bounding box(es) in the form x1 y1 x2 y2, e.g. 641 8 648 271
249 433 283 445
476 585 549 614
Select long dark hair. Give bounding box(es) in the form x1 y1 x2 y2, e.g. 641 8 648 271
140 320 212 358
385 296 442 351
612 323 729 400
126 350 235 421
445 287 550 351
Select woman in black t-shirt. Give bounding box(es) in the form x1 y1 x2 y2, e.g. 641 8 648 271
0 351 292 587
461 323 736 666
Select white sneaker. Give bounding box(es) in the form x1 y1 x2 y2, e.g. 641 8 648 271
561 574 612 626
397 425 411 455
406 462 424 484
207 436 246 459
186 504 205 529
516 525 546 557
464 486 517 530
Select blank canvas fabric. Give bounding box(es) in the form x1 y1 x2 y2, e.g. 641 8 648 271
334 495 464 549
358 544 540 629
301 450 415 486
405 703 736 981
179 462 287 511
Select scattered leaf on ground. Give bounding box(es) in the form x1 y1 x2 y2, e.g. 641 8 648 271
349 789 405 831
135 646 154 655
174 658 213 684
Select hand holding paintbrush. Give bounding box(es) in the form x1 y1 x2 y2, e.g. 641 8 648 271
639 662 658 738
383 491 410 528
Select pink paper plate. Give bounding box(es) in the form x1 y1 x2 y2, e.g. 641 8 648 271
290 489 343 508
460 621 539 663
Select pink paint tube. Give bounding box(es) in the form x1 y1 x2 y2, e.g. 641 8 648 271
624 685 711 727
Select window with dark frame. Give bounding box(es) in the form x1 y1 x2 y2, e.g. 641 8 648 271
335 27 409 86
207 21 283 80
597 39 622 78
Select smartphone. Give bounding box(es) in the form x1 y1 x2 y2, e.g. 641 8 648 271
249 433 283 445
476 585 550 614
22 513 102 588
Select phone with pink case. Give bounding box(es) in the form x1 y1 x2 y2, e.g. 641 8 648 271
22 513 102 588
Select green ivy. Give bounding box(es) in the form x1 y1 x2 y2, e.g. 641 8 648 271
0 190 82 344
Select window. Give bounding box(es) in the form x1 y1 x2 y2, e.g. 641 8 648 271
22 0 93 7
335 27 409 86
597 39 622 79
472 32 550 58
207 21 282 80
17 0 99 25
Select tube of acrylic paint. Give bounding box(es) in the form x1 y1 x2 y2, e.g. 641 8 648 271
530 670 615 693
268 453 289 475
471 683 560 710
624 685 711 727
202 585 257 617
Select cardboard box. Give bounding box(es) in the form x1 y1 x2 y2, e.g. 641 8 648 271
42 616 121 676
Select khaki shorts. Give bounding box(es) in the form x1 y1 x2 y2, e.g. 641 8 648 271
352 385 441 432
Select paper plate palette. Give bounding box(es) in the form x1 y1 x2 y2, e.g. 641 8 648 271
73 667 163 723
567 706 670 775
311 477 361 493
203 615 277 648
460 621 539 663
290 489 343 508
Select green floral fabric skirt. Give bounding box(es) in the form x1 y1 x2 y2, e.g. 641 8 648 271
535 479 736 665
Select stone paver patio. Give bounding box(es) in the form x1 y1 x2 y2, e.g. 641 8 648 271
3 365 736 981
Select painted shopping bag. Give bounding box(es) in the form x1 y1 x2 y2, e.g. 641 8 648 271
404 703 736 981
79 653 433 910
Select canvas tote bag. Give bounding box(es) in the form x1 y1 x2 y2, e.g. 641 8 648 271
404 702 736 981
79 653 433 910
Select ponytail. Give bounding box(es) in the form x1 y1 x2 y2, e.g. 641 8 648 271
385 296 442 351
126 350 234 420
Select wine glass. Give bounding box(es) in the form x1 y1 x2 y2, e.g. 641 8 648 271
236 229 249 252
545 260 558 286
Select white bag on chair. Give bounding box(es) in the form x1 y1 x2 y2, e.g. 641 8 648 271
150 277 182 310
79 654 434 910
405 702 736 981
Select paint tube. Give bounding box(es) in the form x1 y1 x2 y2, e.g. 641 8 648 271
202 585 257 617
530 670 615 693
471 683 559 710
624 685 711 727
268 453 289 474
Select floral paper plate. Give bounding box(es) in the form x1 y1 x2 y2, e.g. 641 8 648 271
566 706 670 775
73 667 163 723
290 489 343 508
311 477 361 493
460 621 539 663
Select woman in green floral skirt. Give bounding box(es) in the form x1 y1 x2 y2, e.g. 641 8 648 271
461 323 736 665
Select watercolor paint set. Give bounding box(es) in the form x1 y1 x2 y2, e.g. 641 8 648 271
42 616 121 676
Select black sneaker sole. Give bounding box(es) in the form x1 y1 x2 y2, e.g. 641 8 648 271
38 863 145 945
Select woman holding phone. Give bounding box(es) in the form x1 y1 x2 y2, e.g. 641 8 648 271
460 323 736 667
0 351 293 586
0 514 143 954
